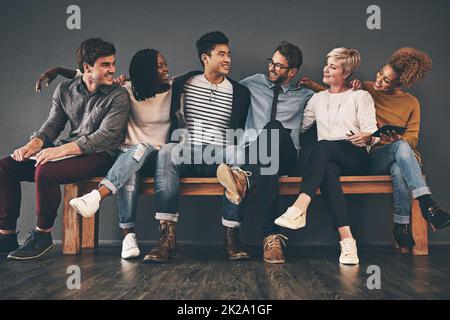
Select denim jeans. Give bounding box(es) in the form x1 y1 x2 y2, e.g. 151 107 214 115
369 140 431 224
100 143 158 229
154 142 238 224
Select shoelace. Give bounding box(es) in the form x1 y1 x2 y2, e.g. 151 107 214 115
264 234 288 250
282 207 303 220
22 230 37 247
231 166 252 189
124 235 138 249
428 204 442 217
341 241 354 255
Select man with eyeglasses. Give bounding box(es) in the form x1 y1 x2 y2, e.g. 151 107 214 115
217 41 314 264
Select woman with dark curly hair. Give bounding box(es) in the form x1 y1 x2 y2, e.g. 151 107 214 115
301 47 450 250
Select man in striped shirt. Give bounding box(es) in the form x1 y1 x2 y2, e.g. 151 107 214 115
146 31 252 263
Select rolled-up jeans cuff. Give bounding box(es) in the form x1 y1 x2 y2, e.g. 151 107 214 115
155 212 179 223
393 213 410 225
119 222 136 229
222 217 241 228
412 186 431 198
99 178 117 195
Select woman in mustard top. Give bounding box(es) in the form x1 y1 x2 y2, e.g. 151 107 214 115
302 47 450 250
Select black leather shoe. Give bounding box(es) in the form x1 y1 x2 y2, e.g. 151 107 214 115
422 205 450 231
7 230 53 260
393 224 415 249
0 233 19 256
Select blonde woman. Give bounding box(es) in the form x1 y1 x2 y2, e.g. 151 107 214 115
301 47 450 251
275 48 379 265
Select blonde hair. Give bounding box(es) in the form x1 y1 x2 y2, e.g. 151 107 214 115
326 47 361 78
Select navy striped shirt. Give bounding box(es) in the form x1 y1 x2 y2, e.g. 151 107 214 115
183 74 233 146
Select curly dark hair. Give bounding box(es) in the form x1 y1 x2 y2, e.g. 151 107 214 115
389 47 432 88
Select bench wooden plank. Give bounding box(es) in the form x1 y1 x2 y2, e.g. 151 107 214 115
62 175 428 256
81 176 394 196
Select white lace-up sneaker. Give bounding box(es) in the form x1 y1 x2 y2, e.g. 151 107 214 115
274 206 307 230
339 238 359 265
69 190 101 218
121 233 141 259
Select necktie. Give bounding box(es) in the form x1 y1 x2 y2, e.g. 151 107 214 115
270 85 282 121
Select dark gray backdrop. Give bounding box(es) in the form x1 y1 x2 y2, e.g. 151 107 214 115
1 0 449 246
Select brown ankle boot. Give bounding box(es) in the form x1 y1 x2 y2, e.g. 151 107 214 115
216 163 251 205
223 227 250 261
144 221 178 263
263 234 287 264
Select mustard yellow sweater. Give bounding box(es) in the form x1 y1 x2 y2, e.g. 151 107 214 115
363 81 421 163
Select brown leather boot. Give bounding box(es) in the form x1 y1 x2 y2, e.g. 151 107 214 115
143 221 178 263
223 227 250 261
263 234 288 264
216 163 251 205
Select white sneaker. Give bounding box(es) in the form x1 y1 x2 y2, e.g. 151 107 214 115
69 190 101 218
339 238 359 265
274 206 307 230
121 233 141 259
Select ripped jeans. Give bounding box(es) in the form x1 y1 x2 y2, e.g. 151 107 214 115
100 143 158 229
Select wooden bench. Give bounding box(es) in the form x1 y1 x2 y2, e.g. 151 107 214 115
61 176 429 256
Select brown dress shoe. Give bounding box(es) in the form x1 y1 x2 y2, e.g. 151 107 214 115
223 227 250 261
144 221 178 263
217 164 251 205
263 234 288 264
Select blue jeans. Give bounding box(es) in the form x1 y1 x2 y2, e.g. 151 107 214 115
369 140 431 224
154 142 238 224
100 143 158 229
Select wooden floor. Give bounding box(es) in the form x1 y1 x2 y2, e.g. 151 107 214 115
1 244 449 300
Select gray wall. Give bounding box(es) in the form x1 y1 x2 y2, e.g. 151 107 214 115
1 0 449 246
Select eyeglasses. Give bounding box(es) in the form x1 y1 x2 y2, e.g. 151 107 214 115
267 58 290 72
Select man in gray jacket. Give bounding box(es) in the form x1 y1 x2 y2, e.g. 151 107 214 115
0 38 130 260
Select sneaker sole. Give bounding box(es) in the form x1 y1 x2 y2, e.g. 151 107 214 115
274 218 305 230
339 260 359 265
143 253 179 263
217 164 242 205
69 200 96 218
122 252 141 260
228 254 250 261
432 219 450 231
263 258 285 264
7 245 53 261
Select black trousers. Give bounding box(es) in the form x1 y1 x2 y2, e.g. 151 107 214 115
300 140 369 228
231 120 298 236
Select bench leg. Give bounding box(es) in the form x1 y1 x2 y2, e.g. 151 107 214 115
411 199 429 256
82 213 99 249
62 184 82 255
79 184 99 249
